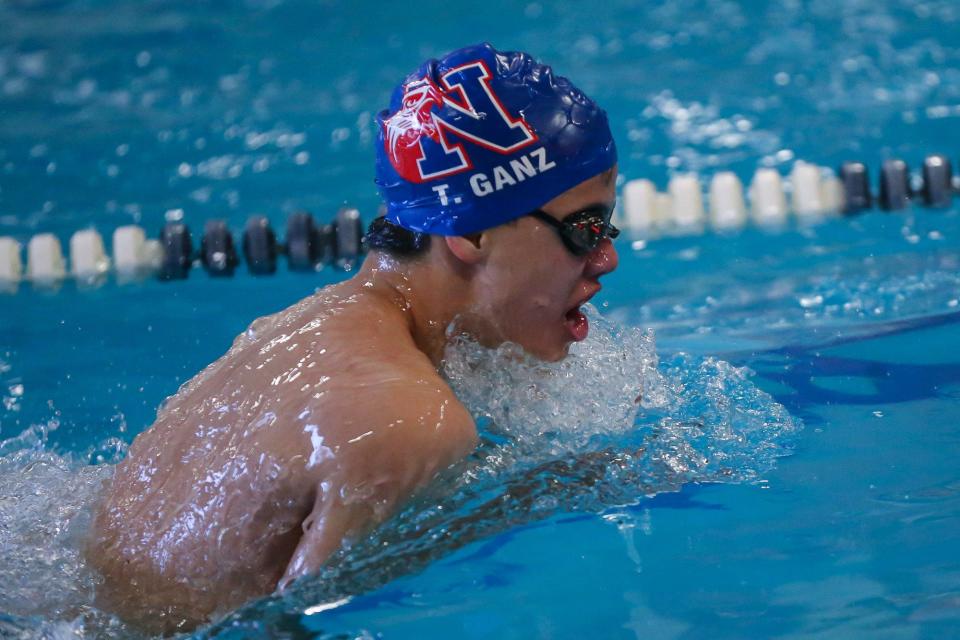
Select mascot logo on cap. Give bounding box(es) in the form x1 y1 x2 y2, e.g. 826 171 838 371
383 60 538 184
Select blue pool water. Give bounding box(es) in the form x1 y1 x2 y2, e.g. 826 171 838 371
2 0 960 637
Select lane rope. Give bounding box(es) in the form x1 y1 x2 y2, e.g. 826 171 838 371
0 155 956 292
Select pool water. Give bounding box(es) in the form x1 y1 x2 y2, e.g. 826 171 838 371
2 0 960 638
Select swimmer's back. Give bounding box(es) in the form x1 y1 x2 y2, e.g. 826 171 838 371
88 282 477 632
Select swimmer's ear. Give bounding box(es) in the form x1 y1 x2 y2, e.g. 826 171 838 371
444 233 486 265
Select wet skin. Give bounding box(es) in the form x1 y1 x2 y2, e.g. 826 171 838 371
86 168 618 633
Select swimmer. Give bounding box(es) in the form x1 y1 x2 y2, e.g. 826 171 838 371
86 42 620 634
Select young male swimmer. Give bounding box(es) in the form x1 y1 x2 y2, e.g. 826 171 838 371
87 42 620 633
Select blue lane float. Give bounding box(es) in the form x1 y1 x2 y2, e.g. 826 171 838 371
200 220 238 277
922 154 953 208
335 207 363 269
285 211 325 272
242 216 279 276
839 162 871 214
879 159 912 211
158 222 193 281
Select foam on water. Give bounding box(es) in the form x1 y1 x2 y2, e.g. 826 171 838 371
0 423 130 638
442 307 659 458
442 304 798 485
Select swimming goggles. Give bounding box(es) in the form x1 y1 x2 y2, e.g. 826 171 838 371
528 205 620 256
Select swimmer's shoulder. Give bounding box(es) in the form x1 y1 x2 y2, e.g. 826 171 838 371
316 283 429 362
325 339 477 449
250 283 478 455
312 289 478 460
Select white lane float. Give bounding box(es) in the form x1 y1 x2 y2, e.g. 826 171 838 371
708 171 747 231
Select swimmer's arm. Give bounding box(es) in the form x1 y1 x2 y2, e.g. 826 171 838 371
278 385 478 590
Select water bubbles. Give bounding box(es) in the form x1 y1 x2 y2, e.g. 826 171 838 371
276 132 305 149
15 51 47 78
245 131 271 150
330 127 351 146
443 306 656 458
190 187 213 203
443 304 798 482
164 207 184 222
639 91 781 171
842 57 861 72
3 77 28 96
218 74 244 92
574 35 601 57
775 148 795 163
925 104 951 119
0 423 123 633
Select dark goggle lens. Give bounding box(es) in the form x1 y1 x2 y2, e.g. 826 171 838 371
561 210 619 255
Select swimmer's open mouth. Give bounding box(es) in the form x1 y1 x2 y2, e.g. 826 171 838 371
564 285 600 342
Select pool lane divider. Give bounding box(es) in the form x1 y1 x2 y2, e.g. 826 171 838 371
619 154 956 237
0 154 956 292
0 207 363 292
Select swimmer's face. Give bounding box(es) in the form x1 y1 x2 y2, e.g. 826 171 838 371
466 166 619 361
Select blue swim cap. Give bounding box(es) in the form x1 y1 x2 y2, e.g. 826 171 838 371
375 43 617 236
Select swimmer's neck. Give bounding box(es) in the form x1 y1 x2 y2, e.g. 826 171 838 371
353 250 475 368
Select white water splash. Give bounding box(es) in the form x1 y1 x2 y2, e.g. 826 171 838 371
0 423 129 639
443 305 662 458
443 304 799 485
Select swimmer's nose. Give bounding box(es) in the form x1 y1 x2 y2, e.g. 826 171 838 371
584 237 618 278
